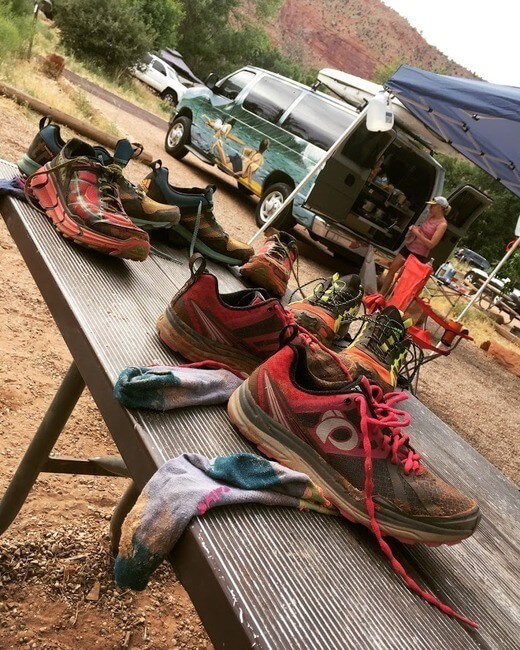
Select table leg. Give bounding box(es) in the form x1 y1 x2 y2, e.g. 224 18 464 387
0 362 85 536
109 481 140 554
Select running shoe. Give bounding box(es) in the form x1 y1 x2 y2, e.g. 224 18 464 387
156 254 295 374
18 116 110 176
141 161 254 266
342 306 421 391
18 119 181 231
288 273 362 346
239 230 298 297
27 139 150 261
228 342 480 546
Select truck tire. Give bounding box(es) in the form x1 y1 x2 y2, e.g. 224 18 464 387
165 116 191 159
161 88 178 105
255 182 295 229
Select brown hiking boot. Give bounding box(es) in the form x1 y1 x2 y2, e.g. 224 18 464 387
117 177 181 231
142 161 253 266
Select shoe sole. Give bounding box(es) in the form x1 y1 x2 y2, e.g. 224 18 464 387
240 259 287 297
228 383 480 546
171 224 245 266
28 169 150 261
156 309 262 375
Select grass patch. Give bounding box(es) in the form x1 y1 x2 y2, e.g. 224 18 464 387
423 281 518 352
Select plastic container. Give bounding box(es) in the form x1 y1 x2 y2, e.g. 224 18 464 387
366 92 394 132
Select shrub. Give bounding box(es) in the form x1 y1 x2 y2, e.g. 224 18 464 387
54 0 155 77
0 6 32 62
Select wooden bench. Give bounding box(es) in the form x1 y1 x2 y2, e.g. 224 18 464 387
1 159 519 649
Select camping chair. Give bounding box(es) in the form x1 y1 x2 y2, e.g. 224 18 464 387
362 254 472 392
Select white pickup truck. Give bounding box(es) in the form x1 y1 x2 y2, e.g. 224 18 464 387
131 53 187 105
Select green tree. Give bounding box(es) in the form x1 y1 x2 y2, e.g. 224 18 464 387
176 0 311 81
437 153 520 284
54 0 154 77
129 0 184 49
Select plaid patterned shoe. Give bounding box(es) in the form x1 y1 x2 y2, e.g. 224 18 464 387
157 255 295 375
27 139 150 261
142 161 254 266
239 230 298 297
342 306 422 391
288 273 363 346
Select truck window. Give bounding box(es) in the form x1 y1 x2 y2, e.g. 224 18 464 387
282 94 354 150
152 60 166 75
218 70 256 100
243 77 301 123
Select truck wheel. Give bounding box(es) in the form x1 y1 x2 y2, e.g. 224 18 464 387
255 182 295 229
165 116 190 159
161 88 178 105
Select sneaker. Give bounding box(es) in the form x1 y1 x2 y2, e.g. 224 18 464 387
342 306 420 391
288 273 362 346
239 230 297 297
228 342 480 546
141 161 254 266
18 116 110 177
18 119 181 232
27 139 150 261
156 255 295 375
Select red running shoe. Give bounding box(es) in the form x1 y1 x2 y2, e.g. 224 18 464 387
239 230 298 297
157 255 296 375
228 342 479 546
27 139 150 261
229 342 479 626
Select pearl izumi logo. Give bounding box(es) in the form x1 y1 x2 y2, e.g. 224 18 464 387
315 410 358 451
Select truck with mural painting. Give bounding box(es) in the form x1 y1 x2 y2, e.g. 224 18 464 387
164 66 491 267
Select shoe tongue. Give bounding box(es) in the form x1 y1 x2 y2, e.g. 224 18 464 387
112 139 135 168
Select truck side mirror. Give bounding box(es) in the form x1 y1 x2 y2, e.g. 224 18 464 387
205 73 219 91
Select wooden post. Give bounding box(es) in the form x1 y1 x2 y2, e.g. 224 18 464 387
0 81 153 164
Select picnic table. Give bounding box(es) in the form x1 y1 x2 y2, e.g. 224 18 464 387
1 159 519 649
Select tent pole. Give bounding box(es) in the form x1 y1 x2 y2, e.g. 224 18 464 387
456 236 520 321
248 104 371 245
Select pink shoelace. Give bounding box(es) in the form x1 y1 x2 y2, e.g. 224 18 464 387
355 377 477 627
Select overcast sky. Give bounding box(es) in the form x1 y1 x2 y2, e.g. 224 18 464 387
382 0 518 87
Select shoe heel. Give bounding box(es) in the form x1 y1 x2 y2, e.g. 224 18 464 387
17 154 41 177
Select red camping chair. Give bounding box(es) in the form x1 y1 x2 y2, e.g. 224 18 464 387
362 254 472 390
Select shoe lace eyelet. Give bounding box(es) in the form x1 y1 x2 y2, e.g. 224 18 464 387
345 397 352 405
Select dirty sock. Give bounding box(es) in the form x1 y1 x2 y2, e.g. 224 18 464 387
113 361 245 411
114 453 337 590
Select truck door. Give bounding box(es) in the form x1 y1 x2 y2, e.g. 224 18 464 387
304 118 396 222
429 185 492 268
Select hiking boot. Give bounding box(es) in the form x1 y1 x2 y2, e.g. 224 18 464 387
156 254 295 374
27 139 150 261
141 161 254 266
288 273 362 346
239 230 297 297
18 119 180 232
342 306 421 391
17 116 111 177
228 342 480 546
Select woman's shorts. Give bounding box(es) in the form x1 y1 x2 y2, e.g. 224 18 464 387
401 247 428 263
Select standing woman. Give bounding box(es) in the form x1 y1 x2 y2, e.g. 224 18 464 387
380 196 451 295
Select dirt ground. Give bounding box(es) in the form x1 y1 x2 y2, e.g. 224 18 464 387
0 86 519 650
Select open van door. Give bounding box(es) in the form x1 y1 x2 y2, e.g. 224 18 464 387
429 185 492 268
304 117 396 222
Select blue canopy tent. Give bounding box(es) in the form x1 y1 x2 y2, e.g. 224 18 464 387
385 65 520 198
